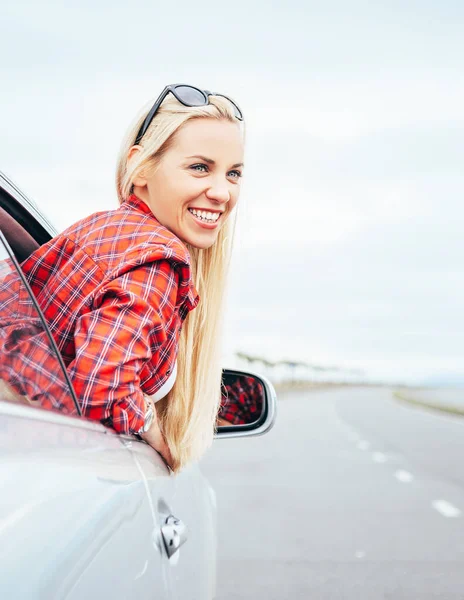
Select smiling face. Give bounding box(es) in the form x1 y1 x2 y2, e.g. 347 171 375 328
130 118 244 249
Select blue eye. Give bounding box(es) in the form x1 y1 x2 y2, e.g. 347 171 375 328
189 163 242 180
190 164 208 172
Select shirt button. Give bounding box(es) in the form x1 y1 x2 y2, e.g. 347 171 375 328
166 369 171 375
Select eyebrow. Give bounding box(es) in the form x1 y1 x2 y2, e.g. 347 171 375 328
187 155 244 169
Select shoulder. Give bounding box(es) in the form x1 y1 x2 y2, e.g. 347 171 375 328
44 195 198 309
84 196 198 309
62 195 192 269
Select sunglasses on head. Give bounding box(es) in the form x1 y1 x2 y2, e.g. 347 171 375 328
134 83 244 145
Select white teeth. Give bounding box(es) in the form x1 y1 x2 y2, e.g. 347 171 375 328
189 209 220 222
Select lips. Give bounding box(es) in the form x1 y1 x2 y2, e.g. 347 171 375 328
187 208 222 229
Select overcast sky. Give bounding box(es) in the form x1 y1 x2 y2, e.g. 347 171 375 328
1 1 463 384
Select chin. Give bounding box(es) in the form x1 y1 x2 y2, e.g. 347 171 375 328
187 235 217 250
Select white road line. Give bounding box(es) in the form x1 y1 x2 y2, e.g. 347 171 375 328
432 500 461 518
357 440 370 451
395 470 413 483
372 452 387 463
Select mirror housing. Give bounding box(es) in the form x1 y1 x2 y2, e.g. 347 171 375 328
216 368 277 439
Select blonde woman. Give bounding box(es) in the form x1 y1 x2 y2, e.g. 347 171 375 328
14 84 245 472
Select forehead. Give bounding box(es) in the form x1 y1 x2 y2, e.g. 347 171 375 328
171 118 244 161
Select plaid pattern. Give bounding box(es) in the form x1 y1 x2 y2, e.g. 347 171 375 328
219 375 264 425
0 257 78 415
0 194 198 433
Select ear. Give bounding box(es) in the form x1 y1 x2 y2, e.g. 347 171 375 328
127 145 148 187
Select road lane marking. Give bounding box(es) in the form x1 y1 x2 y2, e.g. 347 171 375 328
432 500 461 518
395 470 413 483
372 452 387 463
357 440 370 451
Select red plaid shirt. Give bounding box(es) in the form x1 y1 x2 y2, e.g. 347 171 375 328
0 257 78 415
0 194 199 433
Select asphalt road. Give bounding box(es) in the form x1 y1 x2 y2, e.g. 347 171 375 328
201 386 464 599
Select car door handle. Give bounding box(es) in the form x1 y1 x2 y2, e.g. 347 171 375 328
160 515 188 558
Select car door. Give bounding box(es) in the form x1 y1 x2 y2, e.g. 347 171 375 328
132 444 218 600
0 171 218 600
0 230 175 600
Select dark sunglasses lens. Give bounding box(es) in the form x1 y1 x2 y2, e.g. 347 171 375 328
175 86 207 106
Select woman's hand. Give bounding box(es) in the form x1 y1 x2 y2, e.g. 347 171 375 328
140 400 173 469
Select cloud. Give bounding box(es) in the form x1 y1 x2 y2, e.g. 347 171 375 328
1 1 463 383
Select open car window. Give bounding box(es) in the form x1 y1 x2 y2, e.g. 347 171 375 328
0 231 80 417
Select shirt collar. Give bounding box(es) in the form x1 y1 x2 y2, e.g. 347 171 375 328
123 193 154 216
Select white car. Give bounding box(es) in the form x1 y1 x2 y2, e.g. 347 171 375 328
0 171 277 600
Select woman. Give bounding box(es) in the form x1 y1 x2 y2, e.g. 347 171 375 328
4 84 245 472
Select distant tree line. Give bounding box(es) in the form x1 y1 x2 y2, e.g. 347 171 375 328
235 351 364 382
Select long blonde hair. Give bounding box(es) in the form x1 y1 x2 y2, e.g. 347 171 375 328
115 92 244 471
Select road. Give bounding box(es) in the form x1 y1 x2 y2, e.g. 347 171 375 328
201 386 464 599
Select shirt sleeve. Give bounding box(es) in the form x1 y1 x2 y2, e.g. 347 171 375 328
0 263 78 415
67 259 179 434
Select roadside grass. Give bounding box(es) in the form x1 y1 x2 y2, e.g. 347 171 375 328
393 389 464 418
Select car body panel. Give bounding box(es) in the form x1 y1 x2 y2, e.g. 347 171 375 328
0 399 215 600
0 402 169 599
133 444 218 600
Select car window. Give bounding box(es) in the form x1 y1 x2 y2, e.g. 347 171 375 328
0 232 80 417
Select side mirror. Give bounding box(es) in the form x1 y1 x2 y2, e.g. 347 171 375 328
216 369 277 438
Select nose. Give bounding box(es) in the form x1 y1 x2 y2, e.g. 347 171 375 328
205 181 231 205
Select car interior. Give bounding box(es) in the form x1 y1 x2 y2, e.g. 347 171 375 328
0 205 39 262
0 183 52 262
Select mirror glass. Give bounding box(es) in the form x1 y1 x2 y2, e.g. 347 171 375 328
217 370 265 427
